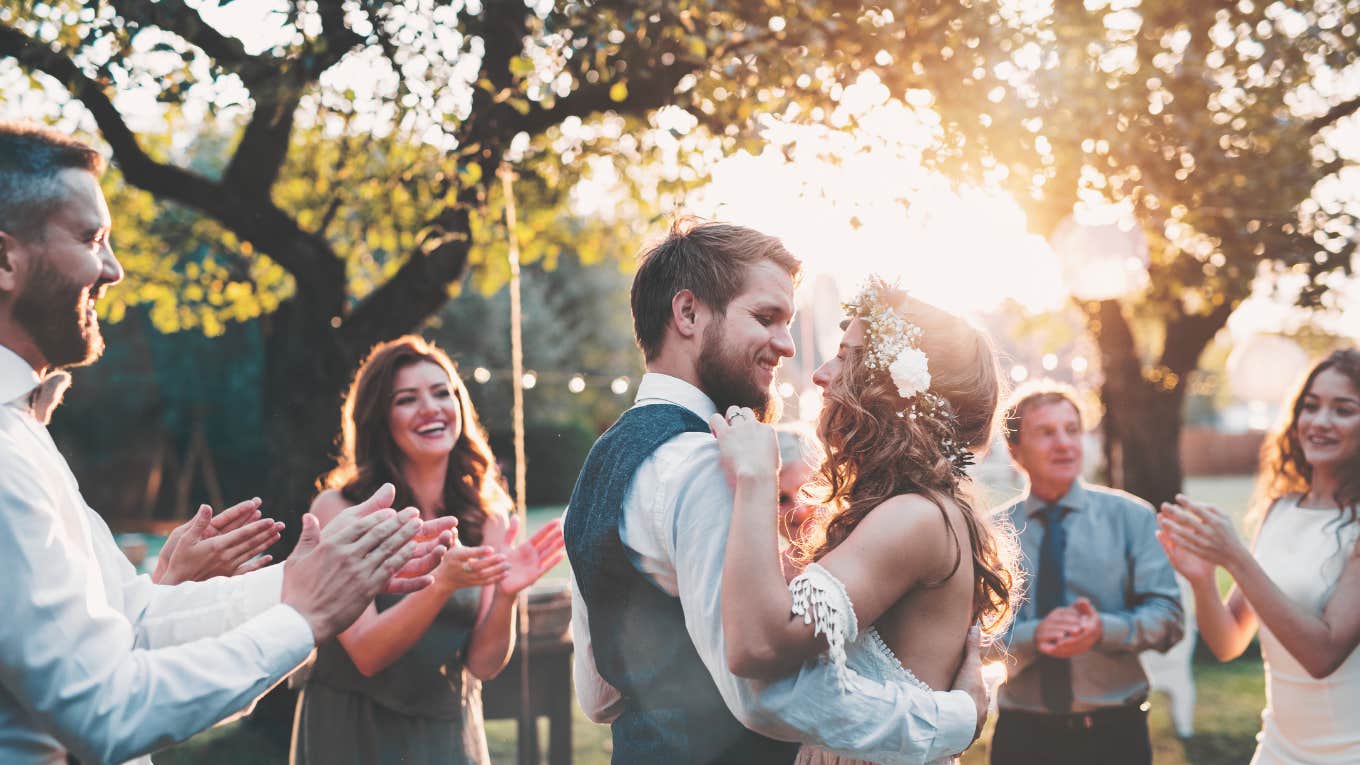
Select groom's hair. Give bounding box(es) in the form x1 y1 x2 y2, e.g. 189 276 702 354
631 217 799 361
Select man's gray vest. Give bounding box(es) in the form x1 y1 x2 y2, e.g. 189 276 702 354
564 403 798 764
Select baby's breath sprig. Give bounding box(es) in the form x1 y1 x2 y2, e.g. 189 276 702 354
846 277 974 479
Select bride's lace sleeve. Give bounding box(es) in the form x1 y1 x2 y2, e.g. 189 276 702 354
788 562 858 689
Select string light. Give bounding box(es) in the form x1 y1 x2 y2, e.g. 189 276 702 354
462 368 644 394
1010 365 1029 383
1041 353 1058 371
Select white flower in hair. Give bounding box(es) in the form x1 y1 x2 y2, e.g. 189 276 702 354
889 347 931 400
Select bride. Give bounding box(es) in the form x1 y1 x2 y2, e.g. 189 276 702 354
711 277 1021 765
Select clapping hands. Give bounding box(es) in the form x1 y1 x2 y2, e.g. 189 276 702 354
484 513 566 597
152 498 284 584
1036 597 1103 658
1156 494 1244 584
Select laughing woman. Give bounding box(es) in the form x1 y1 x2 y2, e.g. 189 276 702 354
292 336 565 765
1158 349 1360 765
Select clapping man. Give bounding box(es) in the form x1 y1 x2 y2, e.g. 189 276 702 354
0 122 451 764
988 382 1183 765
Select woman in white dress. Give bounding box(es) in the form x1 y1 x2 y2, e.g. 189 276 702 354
1158 348 1360 764
712 278 1021 765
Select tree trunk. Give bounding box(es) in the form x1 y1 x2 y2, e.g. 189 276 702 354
1086 297 1233 508
260 297 358 551
1099 365 1188 509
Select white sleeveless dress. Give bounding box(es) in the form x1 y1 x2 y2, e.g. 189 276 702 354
1250 497 1360 765
786 564 959 765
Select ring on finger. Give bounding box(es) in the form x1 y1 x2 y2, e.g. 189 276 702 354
462 562 473 573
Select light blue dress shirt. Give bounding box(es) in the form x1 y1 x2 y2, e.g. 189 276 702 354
0 344 316 764
991 480 1184 713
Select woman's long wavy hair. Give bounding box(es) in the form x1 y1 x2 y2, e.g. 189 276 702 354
320 336 509 545
794 292 1021 636
1252 348 1360 540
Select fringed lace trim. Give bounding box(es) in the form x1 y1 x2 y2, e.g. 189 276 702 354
864 627 933 692
789 562 858 690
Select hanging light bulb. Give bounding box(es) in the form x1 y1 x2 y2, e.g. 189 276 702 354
521 371 537 389
473 367 491 384
568 375 586 393
610 376 631 395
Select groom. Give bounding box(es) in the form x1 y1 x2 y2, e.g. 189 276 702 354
565 219 986 764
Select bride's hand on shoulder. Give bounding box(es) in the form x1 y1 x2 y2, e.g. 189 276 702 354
709 406 778 486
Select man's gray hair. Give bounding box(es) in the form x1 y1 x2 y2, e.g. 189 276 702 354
0 122 105 242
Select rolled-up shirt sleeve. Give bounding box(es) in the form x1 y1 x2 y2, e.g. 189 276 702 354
1097 505 1184 654
86 507 287 650
668 445 976 764
569 570 624 723
0 462 315 765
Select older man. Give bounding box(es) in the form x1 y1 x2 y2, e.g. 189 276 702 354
0 122 449 764
989 382 1183 765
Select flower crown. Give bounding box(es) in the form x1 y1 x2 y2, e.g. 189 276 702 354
843 277 974 479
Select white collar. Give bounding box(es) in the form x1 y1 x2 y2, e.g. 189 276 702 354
0 343 42 407
633 372 718 422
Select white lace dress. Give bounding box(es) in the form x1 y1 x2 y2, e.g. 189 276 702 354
787 564 960 765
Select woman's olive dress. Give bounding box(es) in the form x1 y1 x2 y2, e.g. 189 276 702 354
291 587 490 765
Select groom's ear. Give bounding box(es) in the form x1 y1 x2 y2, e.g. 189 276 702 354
671 289 704 339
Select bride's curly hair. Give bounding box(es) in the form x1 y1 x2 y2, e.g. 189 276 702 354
794 291 1021 636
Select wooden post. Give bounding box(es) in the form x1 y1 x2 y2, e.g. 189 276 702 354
498 162 534 765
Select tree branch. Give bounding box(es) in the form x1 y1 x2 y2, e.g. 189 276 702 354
220 0 362 195
0 22 346 302
1160 299 1237 376
1308 94 1360 134
339 188 479 353
104 0 270 85
505 63 694 140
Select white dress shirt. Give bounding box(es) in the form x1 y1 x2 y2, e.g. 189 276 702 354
569 372 976 764
0 345 316 765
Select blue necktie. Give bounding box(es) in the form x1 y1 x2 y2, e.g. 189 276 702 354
1037 505 1073 713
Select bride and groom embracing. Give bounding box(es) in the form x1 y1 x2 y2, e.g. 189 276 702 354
564 219 1021 764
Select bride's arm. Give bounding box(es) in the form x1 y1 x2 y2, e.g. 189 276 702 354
714 411 947 679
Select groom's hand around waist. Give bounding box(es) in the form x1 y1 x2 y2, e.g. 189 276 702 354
951 626 989 742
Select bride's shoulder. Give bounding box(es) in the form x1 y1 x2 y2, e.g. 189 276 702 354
851 493 955 546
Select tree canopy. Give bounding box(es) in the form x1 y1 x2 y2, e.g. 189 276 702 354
3 0 1358 509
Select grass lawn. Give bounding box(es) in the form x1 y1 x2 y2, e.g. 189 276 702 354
157 475 1270 764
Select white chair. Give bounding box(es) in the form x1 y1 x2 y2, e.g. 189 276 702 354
1139 574 1196 738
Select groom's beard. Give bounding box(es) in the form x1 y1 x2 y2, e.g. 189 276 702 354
696 319 781 423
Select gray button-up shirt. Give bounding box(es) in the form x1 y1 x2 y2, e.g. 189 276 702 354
989 480 1184 713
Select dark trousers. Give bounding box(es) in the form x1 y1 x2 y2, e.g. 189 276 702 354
990 706 1152 765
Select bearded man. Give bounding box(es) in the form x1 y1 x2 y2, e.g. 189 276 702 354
0 122 451 764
